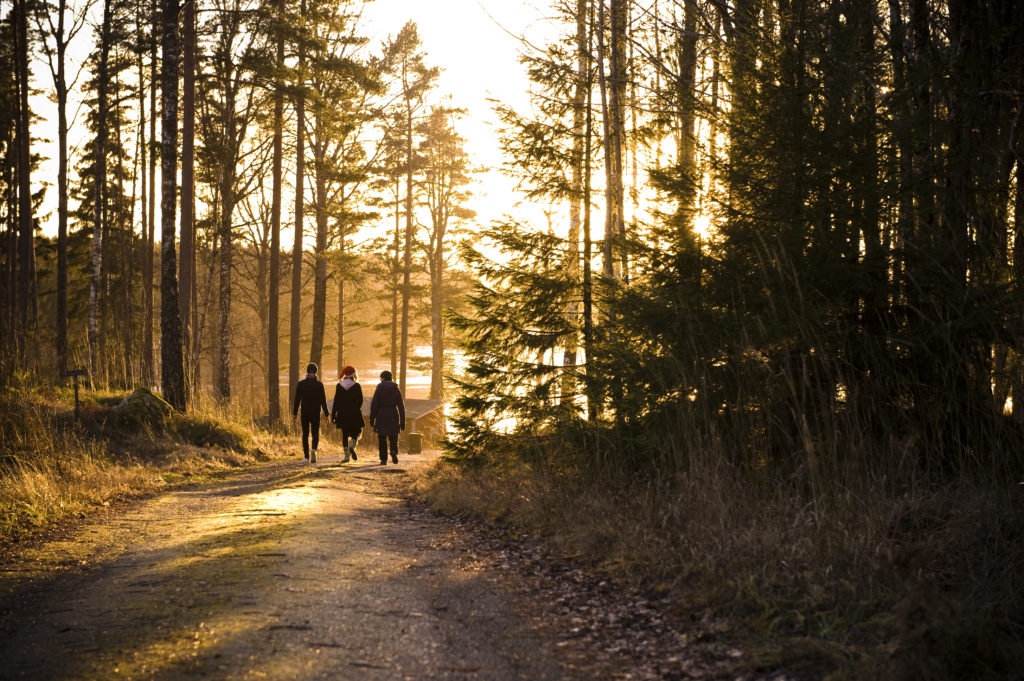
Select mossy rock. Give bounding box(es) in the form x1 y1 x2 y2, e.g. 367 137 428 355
170 413 252 453
115 387 175 431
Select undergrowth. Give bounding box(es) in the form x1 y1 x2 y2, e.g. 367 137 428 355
0 378 287 544
415 452 1024 680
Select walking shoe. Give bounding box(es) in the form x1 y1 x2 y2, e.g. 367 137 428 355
341 452 351 463
380 459 387 465
304 455 309 462
350 445 358 461
311 449 317 463
391 454 398 464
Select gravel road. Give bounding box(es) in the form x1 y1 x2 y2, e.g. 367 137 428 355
0 453 570 681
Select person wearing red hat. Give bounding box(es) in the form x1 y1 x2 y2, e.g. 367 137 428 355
331 365 365 462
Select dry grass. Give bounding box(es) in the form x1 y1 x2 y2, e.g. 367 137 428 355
415 455 1024 680
0 382 290 544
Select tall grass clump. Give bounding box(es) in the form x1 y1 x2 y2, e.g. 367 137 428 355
0 378 284 543
0 385 156 541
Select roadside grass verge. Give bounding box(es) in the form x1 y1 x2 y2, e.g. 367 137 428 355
0 382 290 544
415 456 1024 680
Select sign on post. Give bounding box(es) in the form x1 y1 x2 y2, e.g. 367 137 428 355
64 369 87 420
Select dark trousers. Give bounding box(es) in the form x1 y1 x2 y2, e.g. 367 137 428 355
378 432 398 462
301 414 321 456
342 429 360 450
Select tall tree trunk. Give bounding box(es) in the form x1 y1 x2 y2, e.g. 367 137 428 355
308 142 327 369
563 0 587 403
596 0 614 277
215 164 234 401
180 0 195 399
54 0 70 376
1013 154 1024 421
390 187 399 372
429 247 443 400
400 102 414 395
145 0 158 385
608 0 627 278
160 0 185 411
289 27 306 405
267 0 284 423
676 0 698 220
887 0 911 313
89 0 112 386
113 66 134 386
858 3 884 342
14 0 35 360
336 240 344 374
583 0 596 420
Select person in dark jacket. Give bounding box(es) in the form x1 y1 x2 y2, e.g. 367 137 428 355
293 362 329 463
331 365 364 463
369 370 405 465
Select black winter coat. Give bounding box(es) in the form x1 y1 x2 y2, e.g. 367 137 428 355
293 377 329 418
331 380 365 433
369 380 405 435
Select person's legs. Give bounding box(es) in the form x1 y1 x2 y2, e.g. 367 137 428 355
340 430 353 462
310 417 321 462
345 430 358 459
300 416 311 459
378 433 388 464
388 434 398 464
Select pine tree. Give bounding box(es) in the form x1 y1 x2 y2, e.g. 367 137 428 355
417 105 474 401
448 225 583 462
302 0 381 372
32 0 94 377
380 21 437 395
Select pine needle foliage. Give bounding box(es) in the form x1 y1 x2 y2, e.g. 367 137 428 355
446 223 584 464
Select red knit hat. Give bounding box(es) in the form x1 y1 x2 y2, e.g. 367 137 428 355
341 365 356 377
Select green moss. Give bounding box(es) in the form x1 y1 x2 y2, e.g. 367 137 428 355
169 413 253 452
113 387 174 432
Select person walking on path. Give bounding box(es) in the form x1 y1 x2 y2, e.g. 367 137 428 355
331 365 364 463
369 370 405 465
293 363 329 463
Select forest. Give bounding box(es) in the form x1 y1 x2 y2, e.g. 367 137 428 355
3 0 1023 677
1 0 468 410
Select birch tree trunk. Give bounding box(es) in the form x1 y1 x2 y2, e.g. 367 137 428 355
563 0 587 401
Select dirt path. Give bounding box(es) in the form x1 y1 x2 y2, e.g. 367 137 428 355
0 452 569 681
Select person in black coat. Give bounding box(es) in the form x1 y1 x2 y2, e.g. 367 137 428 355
369 370 405 465
331 364 364 463
292 362 329 463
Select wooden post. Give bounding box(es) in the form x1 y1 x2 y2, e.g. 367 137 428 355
65 368 87 420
